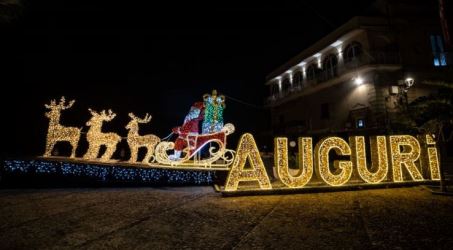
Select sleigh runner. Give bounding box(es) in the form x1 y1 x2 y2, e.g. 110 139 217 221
154 123 235 168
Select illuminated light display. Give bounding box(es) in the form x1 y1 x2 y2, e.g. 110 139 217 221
425 134 441 180
3 160 214 185
154 123 235 168
36 97 445 194
389 135 424 182
43 96 81 158
83 109 122 162
349 136 388 184
202 89 225 134
126 113 161 163
314 137 353 186
224 133 272 191
275 137 313 188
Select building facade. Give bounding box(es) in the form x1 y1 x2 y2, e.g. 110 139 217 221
265 2 452 138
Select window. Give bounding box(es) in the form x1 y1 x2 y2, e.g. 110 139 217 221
322 54 338 79
321 103 330 119
293 71 303 86
306 64 318 81
430 35 447 66
282 78 291 92
356 119 365 128
344 42 362 63
270 83 279 96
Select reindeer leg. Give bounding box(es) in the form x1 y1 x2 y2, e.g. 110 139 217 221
102 144 117 161
142 147 151 163
44 140 55 157
84 143 97 159
70 138 79 158
129 146 138 162
100 145 109 161
149 143 158 162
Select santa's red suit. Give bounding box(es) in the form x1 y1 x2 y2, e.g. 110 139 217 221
172 102 205 153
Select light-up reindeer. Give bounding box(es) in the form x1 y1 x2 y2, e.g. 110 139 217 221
44 96 81 158
84 109 121 161
126 113 161 163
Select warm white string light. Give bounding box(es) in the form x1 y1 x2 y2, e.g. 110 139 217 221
224 133 272 191
389 135 424 182
83 109 121 162
126 113 161 163
43 96 81 158
275 137 313 188
350 136 388 184
314 137 353 186
40 97 443 192
424 134 440 180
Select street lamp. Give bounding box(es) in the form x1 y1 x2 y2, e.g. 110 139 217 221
354 76 363 85
352 76 363 85
399 77 415 92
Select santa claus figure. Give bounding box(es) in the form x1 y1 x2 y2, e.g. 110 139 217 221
169 102 205 160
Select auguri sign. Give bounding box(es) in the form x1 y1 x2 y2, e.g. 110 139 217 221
223 133 440 192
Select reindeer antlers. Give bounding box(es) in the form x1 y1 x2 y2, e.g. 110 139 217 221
102 109 116 120
142 113 152 123
88 108 98 116
59 96 75 110
44 99 56 109
45 96 75 109
129 112 152 123
88 109 116 121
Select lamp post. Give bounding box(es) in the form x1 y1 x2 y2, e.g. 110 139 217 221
398 77 415 111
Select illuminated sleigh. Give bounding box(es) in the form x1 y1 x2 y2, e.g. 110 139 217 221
154 123 235 168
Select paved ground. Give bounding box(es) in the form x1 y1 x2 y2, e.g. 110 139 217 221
0 186 453 249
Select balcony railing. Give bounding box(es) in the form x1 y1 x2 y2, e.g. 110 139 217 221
266 51 401 105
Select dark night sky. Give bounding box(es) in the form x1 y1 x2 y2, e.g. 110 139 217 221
1 0 379 157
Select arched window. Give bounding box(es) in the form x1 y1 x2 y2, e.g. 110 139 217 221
344 42 362 63
322 54 338 79
293 71 303 86
282 77 291 92
270 83 279 96
306 64 318 82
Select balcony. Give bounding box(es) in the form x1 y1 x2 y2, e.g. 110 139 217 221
266 51 401 105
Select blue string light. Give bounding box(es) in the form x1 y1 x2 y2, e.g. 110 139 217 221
2 160 215 185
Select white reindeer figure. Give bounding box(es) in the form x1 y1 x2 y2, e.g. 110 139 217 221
44 96 81 158
83 109 121 161
126 113 161 163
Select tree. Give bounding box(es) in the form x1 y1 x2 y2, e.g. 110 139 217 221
406 84 453 192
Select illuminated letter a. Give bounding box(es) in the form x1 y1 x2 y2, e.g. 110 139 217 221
224 133 272 191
